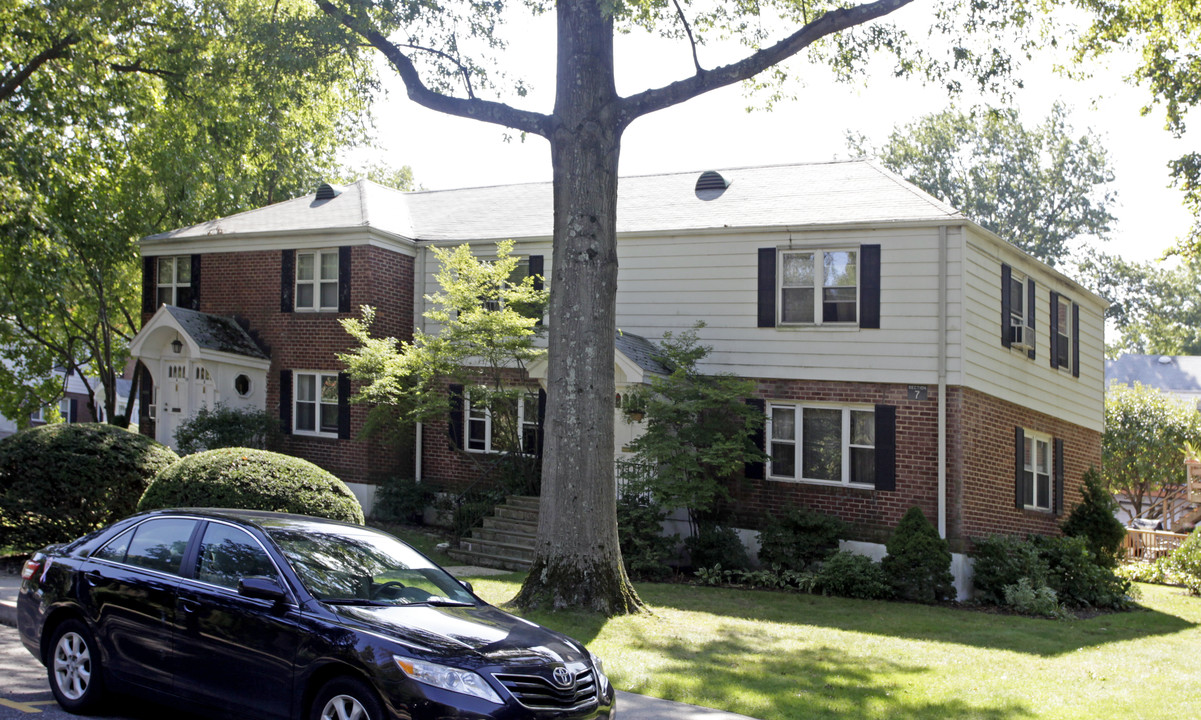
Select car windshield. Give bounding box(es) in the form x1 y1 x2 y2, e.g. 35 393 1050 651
267 523 476 607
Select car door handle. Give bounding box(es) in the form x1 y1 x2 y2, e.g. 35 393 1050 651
179 598 201 614
83 571 101 587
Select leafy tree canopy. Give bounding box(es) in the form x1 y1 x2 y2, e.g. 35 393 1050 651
0 0 380 428
848 103 1116 267
1079 252 1201 356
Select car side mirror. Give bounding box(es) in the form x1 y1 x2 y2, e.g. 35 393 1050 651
460 579 473 594
238 576 287 602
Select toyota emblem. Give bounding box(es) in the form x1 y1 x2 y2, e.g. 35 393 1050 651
552 667 575 688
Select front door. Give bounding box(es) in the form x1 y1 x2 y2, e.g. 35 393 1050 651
157 361 189 450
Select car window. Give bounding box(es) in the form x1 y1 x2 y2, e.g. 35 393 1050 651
93 527 136 563
195 523 277 589
122 518 198 575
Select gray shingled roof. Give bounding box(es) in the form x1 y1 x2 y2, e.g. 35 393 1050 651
166 306 269 360
616 331 670 376
1106 354 1201 394
145 160 963 244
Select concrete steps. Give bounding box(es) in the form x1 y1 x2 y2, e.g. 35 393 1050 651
447 495 538 572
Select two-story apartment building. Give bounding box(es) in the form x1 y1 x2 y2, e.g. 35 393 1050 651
130 160 1105 557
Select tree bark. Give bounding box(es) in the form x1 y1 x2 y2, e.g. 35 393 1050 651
512 0 642 614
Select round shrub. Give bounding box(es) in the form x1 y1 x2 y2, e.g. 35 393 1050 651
816 551 894 600
757 507 848 571
685 524 750 571
0 423 179 550
882 506 956 603
138 447 364 524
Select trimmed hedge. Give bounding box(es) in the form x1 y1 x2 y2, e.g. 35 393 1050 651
0 423 179 550
138 447 364 524
882 506 955 603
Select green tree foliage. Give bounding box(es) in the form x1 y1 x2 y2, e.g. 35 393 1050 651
138 447 364 524
1103 382 1201 520
0 423 179 549
849 104 1115 266
339 240 548 478
315 0 1052 614
1060 467 1126 568
624 324 766 530
0 0 380 427
881 506 955 603
173 404 283 456
1079 253 1201 356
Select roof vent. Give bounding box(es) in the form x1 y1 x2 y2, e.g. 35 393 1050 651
695 170 730 200
315 183 343 201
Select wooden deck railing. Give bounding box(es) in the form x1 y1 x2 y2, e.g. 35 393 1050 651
1123 528 1188 561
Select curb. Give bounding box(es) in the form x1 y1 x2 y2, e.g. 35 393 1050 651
0 601 15 628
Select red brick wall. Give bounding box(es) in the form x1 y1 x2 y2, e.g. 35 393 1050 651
729 381 1101 551
143 245 415 485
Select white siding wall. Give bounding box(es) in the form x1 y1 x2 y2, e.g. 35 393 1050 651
959 228 1105 432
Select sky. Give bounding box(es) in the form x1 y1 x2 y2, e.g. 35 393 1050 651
352 4 1194 266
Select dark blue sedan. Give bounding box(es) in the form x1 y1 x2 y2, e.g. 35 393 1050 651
16 509 615 720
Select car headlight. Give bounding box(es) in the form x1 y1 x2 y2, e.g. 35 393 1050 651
394 656 502 704
589 651 611 695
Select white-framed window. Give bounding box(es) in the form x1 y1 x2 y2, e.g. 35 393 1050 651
157 256 193 308
463 389 539 454
1022 430 1053 511
234 374 252 397
767 403 874 485
482 257 531 312
1054 295 1072 370
778 249 858 325
295 250 339 312
1007 269 1030 349
294 372 339 436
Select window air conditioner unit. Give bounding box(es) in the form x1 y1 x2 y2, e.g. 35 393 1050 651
1009 316 1031 350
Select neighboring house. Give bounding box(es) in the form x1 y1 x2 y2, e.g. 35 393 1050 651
1106 354 1201 409
0 365 137 439
129 161 1106 577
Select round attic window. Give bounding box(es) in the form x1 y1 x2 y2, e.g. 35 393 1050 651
234 374 252 397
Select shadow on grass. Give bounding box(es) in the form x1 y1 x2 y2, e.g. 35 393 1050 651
635 582 1196 658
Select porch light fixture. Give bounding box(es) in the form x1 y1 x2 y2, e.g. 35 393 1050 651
171 338 183 354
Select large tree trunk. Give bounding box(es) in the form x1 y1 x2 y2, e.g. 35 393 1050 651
512 0 642 614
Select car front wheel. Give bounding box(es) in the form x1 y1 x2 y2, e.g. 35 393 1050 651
47 619 106 714
312 676 385 720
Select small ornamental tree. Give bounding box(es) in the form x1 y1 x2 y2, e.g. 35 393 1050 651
881 506 955 603
624 323 767 534
1060 466 1126 568
138 448 364 524
0 423 179 549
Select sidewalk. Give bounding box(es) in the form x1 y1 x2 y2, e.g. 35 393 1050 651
0 572 759 720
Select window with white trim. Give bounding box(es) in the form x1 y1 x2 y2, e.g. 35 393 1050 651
482 257 531 312
1054 295 1072 370
779 249 858 324
767 404 874 485
294 372 339 436
1007 270 1029 348
295 250 339 312
463 389 539 454
1022 430 1053 511
157 256 193 308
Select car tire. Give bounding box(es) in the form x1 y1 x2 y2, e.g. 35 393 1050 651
312 676 385 720
47 619 107 714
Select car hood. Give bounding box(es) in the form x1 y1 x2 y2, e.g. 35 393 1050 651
327 602 588 666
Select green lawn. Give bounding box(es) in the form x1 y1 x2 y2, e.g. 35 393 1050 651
463 576 1201 720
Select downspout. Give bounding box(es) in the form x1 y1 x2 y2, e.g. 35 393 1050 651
938 225 948 538
414 245 428 484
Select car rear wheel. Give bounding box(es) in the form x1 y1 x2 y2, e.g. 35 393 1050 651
312 676 385 720
47 619 106 714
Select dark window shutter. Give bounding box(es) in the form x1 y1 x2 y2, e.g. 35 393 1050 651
279 370 293 435
1026 278 1036 360
138 364 153 435
536 388 547 457
874 404 897 491
745 398 766 479
338 246 352 313
1015 427 1026 508
757 248 776 328
860 244 881 329
528 255 544 291
189 255 202 310
68 399 79 423
281 250 295 313
1000 264 1012 348
448 384 465 450
1049 292 1060 369
1053 438 1065 516
142 257 156 314
1071 304 1080 378
337 372 351 440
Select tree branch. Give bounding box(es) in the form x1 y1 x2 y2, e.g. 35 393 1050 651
670 0 703 74
0 34 80 103
619 0 913 126
315 0 550 137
